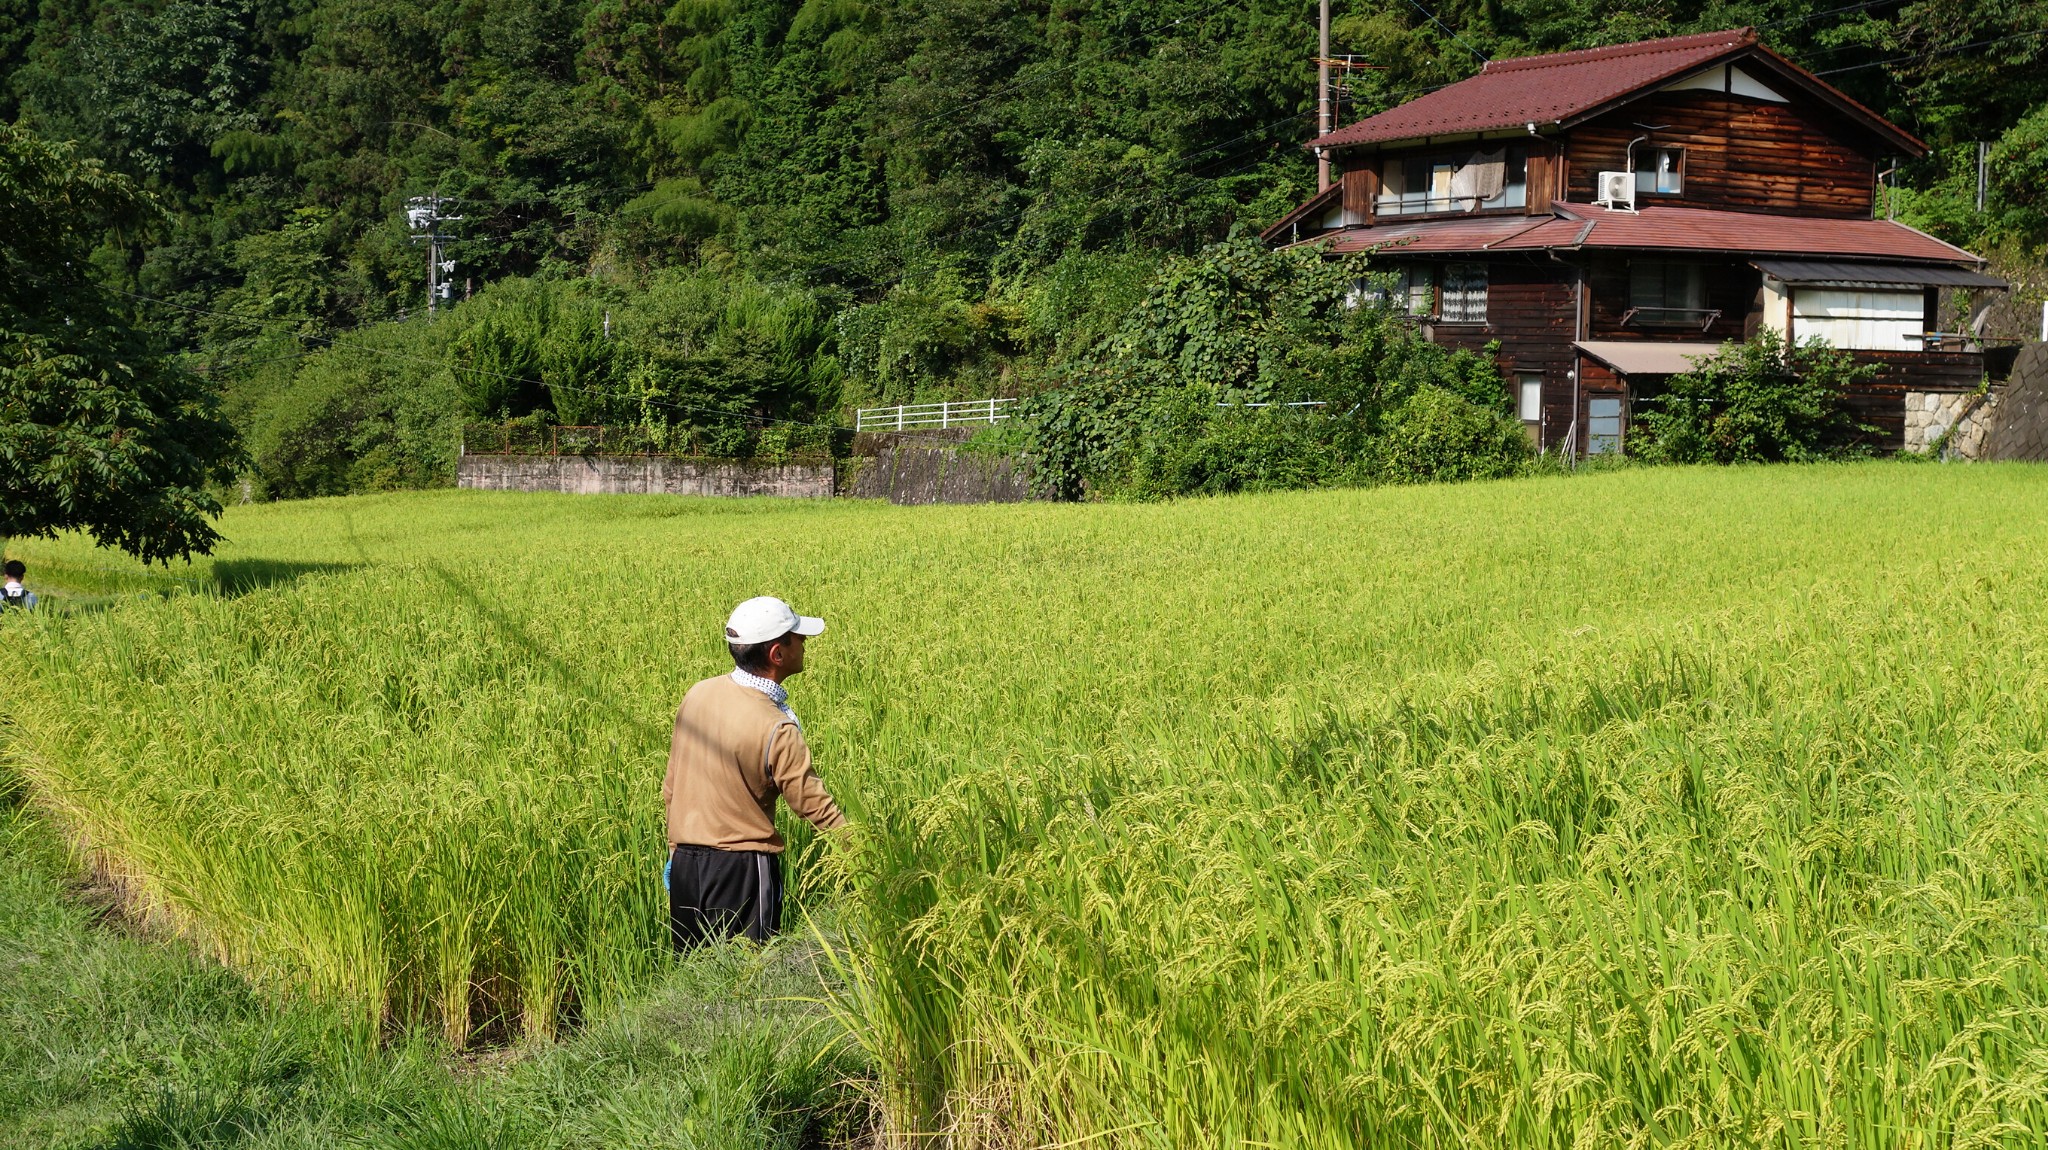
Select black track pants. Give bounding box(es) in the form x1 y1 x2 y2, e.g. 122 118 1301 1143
669 844 782 950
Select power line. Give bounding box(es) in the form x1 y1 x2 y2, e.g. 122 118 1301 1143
133 102 1315 313
110 2 1333 314
493 108 1315 304
1758 0 1900 31
1814 25 2048 75
1185 116 1321 177
1401 0 1488 63
438 106 1314 301
186 348 329 373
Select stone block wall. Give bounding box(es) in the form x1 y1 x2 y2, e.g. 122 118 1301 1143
458 454 834 497
1903 390 1998 458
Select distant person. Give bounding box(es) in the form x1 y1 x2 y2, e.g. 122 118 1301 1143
2 561 36 610
663 596 845 949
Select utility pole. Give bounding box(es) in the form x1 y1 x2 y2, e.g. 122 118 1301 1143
1976 142 1989 212
1317 0 1332 193
405 195 463 316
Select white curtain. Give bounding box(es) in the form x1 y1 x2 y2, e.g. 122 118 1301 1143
1792 289 1924 350
1449 149 1507 210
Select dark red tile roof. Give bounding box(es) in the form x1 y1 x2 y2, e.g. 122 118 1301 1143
1308 214 1583 254
1560 202 1978 262
1299 203 1981 264
1311 29 1757 149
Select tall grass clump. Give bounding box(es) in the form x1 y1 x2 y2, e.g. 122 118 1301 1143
9 566 672 1045
6 465 2048 1145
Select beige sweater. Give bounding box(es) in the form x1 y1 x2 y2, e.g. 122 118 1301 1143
663 674 846 852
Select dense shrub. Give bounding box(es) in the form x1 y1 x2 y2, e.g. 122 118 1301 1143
1371 386 1534 485
1020 237 1528 499
450 290 552 420
1117 390 1350 499
623 265 841 434
240 322 461 498
836 272 1021 407
1630 337 1876 464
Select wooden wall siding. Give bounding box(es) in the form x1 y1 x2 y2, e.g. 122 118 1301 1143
1525 139 1556 215
1565 93 1876 218
1846 351 1986 449
1425 261 1575 365
1416 259 1578 450
1342 166 1376 224
1585 257 1760 342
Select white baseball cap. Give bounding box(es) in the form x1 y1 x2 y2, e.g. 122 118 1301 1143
724 596 826 645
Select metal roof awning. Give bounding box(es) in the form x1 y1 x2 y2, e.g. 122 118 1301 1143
1575 340 1725 376
1751 259 2008 289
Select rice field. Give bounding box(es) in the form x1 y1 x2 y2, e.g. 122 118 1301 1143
7 463 2048 1147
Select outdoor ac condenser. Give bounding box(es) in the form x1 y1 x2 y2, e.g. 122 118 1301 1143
1597 171 1636 210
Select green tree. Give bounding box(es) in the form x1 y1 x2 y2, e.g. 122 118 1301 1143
0 125 240 562
7 0 2045 502
1021 237 1525 499
1990 104 2048 253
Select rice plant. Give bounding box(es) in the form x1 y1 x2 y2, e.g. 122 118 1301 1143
7 464 2048 1145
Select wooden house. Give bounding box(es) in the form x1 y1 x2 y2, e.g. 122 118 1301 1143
1263 28 2009 454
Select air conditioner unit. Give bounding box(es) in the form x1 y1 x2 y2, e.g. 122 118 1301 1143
1597 171 1636 210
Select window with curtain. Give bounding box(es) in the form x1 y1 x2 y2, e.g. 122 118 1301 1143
1791 289 1924 349
1351 267 1435 315
1377 150 1527 215
1440 264 1488 324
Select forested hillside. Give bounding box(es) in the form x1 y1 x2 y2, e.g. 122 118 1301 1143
4 0 2045 496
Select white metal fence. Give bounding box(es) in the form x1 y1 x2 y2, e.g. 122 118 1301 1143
856 397 1016 432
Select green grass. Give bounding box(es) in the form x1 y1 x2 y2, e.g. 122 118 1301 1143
7 464 2048 1145
0 799 863 1148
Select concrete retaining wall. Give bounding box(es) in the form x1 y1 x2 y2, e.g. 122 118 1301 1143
840 444 1040 504
459 454 834 497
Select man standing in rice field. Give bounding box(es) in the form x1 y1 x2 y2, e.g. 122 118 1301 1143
663 595 847 950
